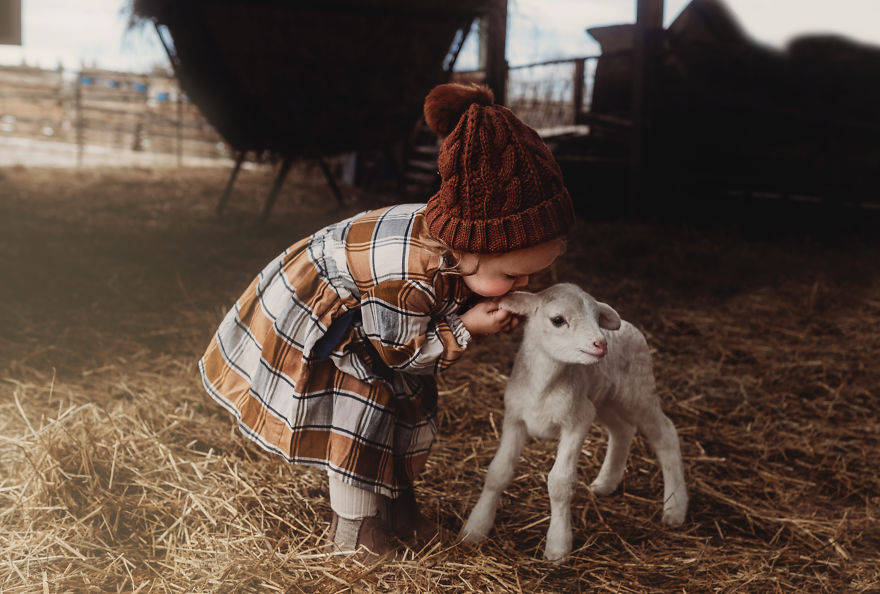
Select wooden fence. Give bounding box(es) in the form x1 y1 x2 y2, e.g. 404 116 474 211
0 64 229 164
452 56 598 132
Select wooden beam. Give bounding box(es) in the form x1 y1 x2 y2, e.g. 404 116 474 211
573 58 586 125
260 157 294 222
75 77 83 168
627 0 664 216
216 151 246 215
0 0 21 46
318 158 345 205
479 0 508 105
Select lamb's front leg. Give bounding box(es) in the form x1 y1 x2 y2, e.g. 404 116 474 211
460 417 527 543
544 421 591 562
590 405 636 496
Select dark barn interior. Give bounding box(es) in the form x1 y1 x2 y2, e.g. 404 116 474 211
551 0 880 225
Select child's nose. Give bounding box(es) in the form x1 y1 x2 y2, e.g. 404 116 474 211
514 275 529 288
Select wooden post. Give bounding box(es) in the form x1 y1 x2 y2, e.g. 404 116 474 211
627 0 664 216
176 90 183 167
216 151 246 215
318 158 345 205
479 0 508 105
75 74 83 168
260 157 294 222
573 58 586 125
0 0 22 45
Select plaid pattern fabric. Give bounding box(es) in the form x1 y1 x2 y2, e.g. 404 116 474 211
199 204 471 497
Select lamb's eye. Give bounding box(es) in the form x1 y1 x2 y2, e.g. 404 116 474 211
550 315 566 327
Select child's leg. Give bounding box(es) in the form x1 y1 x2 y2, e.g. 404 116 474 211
327 475 395 555
328 476 381 519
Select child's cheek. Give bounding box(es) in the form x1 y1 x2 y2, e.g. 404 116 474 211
463 275 513 297
483 279 515 297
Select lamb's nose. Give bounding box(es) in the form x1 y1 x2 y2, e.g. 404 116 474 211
593 339 607 355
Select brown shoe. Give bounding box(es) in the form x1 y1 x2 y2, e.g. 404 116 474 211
388 488 437 544
326 511 397 557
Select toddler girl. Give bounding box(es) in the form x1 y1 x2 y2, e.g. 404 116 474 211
199 83 575 555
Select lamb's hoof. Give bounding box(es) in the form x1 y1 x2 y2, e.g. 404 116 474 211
589 480 617 497
662 506 687 527
458 525 489 544
460 510 494 544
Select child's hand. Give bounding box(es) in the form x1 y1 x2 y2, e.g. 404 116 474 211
460 299 522 336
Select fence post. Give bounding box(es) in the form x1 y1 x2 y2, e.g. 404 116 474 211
176 90 183 167
75 74 83 168
479 0 508 106
572 58 585 125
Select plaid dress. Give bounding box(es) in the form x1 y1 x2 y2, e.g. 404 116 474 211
199 204 472 497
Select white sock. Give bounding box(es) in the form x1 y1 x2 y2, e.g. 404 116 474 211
329 476 380 520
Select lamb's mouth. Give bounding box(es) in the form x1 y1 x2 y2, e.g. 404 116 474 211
578 349 605 358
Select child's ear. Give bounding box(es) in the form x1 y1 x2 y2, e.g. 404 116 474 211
499 292 538 316
595 301 622 330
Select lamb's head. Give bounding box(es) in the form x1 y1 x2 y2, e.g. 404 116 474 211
500 283 621 365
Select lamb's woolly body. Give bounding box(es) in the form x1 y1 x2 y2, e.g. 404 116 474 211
508 322 652 440
461 284 688 562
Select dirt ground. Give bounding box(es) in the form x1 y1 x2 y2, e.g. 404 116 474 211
0 165 878 592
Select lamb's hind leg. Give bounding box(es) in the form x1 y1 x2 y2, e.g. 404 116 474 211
590 406 636 496
460 418 527 543
638 406 688 526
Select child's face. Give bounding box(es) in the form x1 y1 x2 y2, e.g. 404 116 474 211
461 239 565 297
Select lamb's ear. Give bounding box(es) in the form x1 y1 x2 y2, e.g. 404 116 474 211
499 291 539 316
595 302 622 330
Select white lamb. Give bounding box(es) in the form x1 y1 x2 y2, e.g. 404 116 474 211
460 283 688 562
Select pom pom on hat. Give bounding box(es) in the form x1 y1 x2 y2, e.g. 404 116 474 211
423 83 494 137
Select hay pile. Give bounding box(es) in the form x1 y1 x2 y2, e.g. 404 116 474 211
0 166 878 591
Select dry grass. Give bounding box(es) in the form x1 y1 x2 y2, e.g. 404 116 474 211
0 165 878 592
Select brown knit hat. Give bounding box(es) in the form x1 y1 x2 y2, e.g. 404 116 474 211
422 83 575 254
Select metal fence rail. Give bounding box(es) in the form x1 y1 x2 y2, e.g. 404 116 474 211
3 58 600 168
453 56 598 131
0 64 229 166
507 56 597 131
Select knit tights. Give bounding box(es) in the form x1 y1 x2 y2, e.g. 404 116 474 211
328 475 381 520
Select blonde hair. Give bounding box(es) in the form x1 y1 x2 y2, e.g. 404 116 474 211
420 235 568 278
420 234 479 276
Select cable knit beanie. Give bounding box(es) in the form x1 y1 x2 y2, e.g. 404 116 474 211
422 83 575 254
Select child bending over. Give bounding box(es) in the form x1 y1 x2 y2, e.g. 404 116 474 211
199 83 575 555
